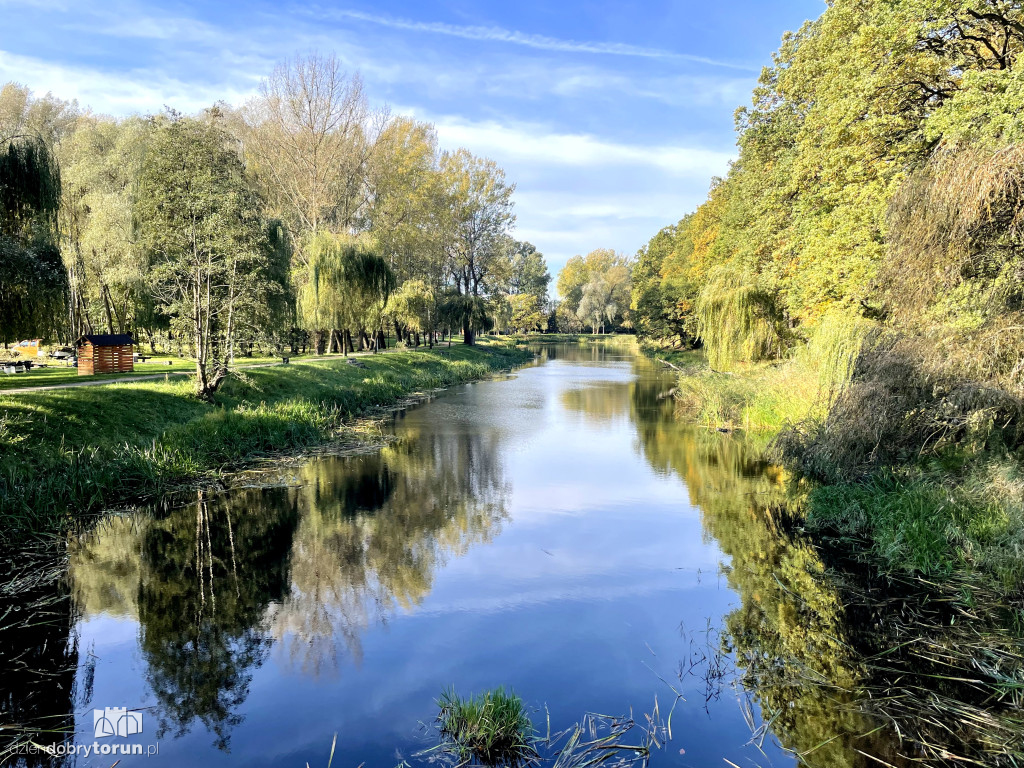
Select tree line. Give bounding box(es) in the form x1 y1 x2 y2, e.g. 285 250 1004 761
631 0 1024 474
0 54 552 397
555 248 634 334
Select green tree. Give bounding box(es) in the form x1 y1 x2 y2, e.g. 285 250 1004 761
504 240 550 304
388 279 438 346
0 135 66 345
575 263 631 334
59 116 152 338
439 149 516 320
507 293 544 333
135 113 280 398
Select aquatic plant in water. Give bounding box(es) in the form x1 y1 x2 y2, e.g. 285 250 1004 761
435 687 537 767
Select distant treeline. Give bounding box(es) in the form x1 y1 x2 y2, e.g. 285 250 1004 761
0 55 552 396
632 0 1024 479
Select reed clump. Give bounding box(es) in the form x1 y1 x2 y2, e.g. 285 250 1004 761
436 687 537 767
429 688 666 768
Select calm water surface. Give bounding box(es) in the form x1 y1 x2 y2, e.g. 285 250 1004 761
7 344 890 767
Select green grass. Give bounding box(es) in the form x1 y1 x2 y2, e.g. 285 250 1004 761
805 455 1024 587
436 687 536 767
0 351 368 391
656 355 819 433
0 356 195 389
0 341 530 539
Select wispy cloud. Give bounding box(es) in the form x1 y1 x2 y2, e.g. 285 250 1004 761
302 7 758 71
426 115 735 178
0 51 257 115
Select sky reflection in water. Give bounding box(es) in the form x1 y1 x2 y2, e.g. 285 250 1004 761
59 344 798 767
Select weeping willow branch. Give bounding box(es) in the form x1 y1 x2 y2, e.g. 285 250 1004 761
695 267 787 370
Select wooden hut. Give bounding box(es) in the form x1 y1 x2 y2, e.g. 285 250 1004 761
76 334 135 376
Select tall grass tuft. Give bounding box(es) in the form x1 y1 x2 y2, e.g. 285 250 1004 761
436 687 537 767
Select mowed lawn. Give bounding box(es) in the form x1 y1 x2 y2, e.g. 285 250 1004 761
0 353 328 391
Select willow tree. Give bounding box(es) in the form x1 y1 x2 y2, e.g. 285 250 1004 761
0 136 67 344
387 278 437 347
574 262 631 334
557 249 630 318
438 291 492 346
297 235 395 354
695 267 787 370
345 247 396 352
297 233 349 354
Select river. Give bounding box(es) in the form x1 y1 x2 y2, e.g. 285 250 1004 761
3 342 1019 767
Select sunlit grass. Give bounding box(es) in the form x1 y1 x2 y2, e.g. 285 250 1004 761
669 358 819 433
0 356 196 390
0 341 530 539
436 687 537 767
806 455 1024 587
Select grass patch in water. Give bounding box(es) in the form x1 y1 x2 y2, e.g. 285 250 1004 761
436 687 537 767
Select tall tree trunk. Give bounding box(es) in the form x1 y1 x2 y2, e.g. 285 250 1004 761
101 281 116 334
194 264 208 398
225 256 238 367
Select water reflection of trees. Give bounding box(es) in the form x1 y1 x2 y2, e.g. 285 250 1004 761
560 353 676 425
139 490 298 749
632 379 1024 766
69 491 306 749
271 427 508 676
68 419 508 746
635 416 887 766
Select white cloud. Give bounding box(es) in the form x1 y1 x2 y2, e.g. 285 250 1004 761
425 115 734 178
302 7 758 71
514 190 708 223
0 1 737 280
0 51 258 115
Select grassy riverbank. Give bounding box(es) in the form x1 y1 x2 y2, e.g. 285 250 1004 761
0 340 530 540
643 345 1024 591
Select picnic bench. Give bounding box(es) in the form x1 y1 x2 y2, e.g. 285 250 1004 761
3 360 36 374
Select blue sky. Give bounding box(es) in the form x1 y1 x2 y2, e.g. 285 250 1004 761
0 0 823 280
